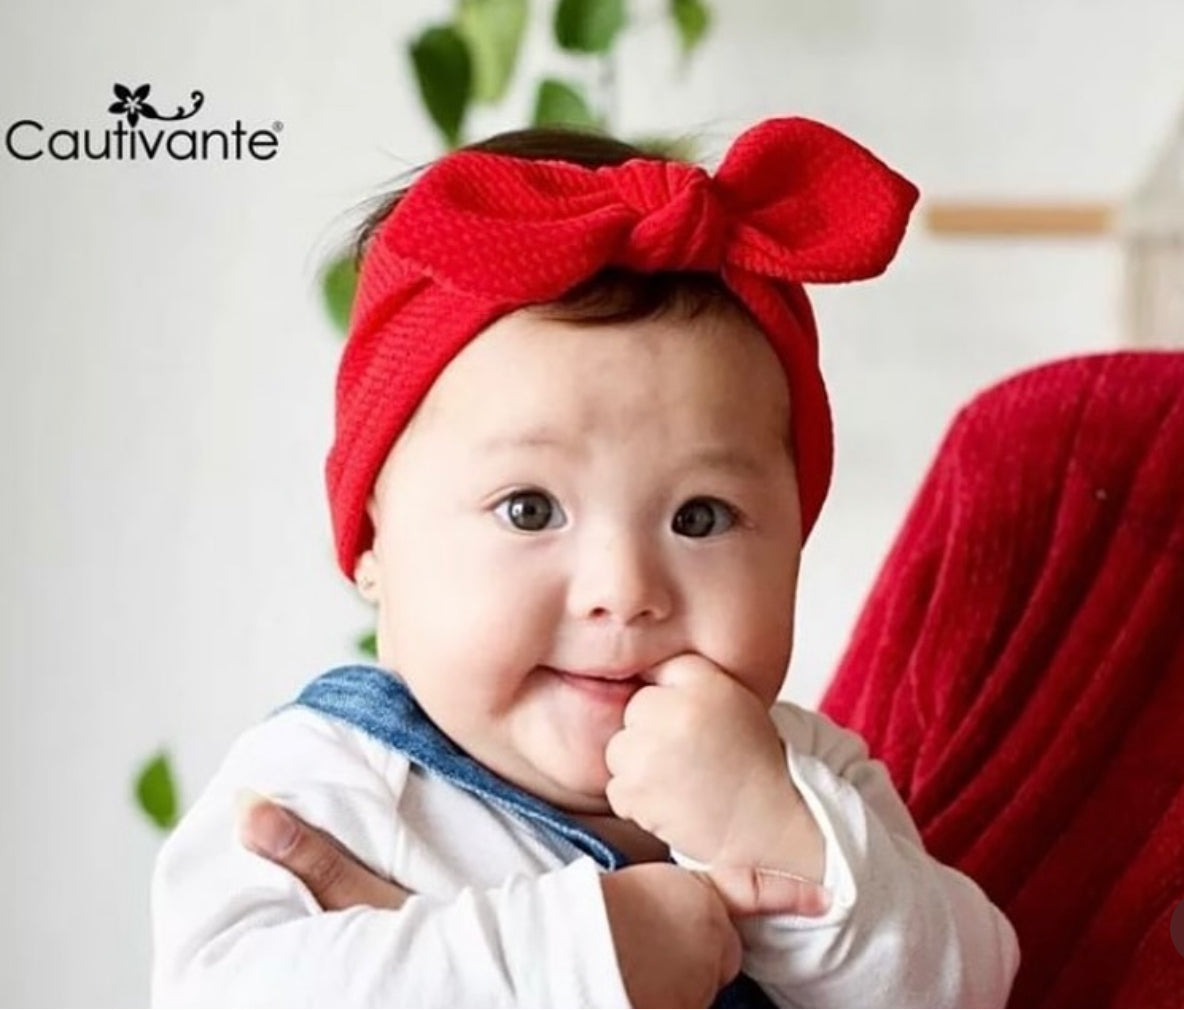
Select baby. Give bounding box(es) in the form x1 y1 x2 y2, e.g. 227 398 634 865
151 117 1019 1008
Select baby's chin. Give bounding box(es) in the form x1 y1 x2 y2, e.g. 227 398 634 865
522 754 614 814
460 726 613 813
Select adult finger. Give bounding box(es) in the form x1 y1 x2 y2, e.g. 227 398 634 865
237 791 411 912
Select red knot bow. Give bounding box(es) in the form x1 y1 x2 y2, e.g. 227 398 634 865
609 159 728 273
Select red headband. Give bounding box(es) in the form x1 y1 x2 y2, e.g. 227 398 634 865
327 117 918 577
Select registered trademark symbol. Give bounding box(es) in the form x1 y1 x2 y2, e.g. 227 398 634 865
273 121 284 132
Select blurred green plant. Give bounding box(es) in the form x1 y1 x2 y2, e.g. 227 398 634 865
357 630 378 658
134 750 179 830
322 254 359 335
321 0 714 339
408 0 711 151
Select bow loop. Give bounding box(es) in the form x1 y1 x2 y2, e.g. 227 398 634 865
608 160 729 273
714 117 920 283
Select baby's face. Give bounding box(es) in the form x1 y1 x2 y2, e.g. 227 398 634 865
363 304 803 813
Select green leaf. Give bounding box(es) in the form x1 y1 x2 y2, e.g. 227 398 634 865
409 24 472 148
321 253 357 336
356 629 378 658
456 0 528 104
532 78 600 130
134 750 179 831
670 0 711 57
553 0 625 54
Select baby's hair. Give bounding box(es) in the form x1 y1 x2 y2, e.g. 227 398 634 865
353 127 752 329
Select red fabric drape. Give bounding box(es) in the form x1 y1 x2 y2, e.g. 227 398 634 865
822 351 1184 1007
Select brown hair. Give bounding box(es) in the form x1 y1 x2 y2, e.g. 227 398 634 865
353 127 746 325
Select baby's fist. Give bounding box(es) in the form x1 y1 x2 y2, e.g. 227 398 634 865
605 653 789 862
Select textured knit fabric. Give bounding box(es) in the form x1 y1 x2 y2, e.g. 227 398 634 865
326 117 919 576
820 350 1184 1007
151 666 1018 1008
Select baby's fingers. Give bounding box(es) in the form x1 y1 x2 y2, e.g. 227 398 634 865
703 864 831 919
237 791 412 912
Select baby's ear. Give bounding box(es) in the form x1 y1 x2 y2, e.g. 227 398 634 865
353 550 381 604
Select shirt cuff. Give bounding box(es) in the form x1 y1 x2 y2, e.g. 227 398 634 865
737 745 862 975
784 745 859 921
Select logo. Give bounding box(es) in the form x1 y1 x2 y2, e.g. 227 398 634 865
5 82 283 162
107 82 204 128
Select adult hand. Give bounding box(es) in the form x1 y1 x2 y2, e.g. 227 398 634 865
237 792 411 911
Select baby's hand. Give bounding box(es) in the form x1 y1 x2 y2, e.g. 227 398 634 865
605 654 825 886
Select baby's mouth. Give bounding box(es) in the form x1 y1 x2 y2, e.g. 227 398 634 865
544 666 647 702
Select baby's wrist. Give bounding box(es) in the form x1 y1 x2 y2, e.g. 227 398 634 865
712 781 825 883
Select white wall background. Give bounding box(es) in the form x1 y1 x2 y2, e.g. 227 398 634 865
2 1 1183 1004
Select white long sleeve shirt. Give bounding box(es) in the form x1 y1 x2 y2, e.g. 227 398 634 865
151 666 1018 1008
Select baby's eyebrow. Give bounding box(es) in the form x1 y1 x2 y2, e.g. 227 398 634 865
474 429 575 455
680 446 768 477
472 432 771 476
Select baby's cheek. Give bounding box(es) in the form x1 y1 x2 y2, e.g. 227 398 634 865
419 560 553 676
697 592 795 705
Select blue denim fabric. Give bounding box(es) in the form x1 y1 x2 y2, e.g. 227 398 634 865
293 664 774 1009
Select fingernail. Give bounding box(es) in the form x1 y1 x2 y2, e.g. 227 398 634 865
803 883 831 916
782 878 831 917
235 788 299 859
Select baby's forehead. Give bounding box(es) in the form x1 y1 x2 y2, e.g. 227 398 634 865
412 308 788 429
447 302 779 377
385 338 790 496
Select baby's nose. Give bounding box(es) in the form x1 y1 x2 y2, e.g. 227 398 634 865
566 532 674 626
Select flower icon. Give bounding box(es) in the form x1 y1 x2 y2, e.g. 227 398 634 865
108 83 158 128
106 83 205 126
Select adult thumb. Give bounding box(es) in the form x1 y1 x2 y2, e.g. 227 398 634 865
703 864 831 919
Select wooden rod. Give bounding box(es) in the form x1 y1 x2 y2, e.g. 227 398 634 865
924 201 1115 237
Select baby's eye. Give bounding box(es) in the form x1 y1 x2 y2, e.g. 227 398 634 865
671 497 738 538
493 489 566 532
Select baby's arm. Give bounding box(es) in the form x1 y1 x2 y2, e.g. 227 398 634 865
151 709 630 1008
738 704 1020 1008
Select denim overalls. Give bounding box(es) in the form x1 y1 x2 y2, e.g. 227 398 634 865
295 665 774 1009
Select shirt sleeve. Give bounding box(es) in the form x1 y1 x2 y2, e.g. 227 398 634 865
151 709 630 1009
736 704 1020 1009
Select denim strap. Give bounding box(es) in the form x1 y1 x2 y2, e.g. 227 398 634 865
295 665 627 866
